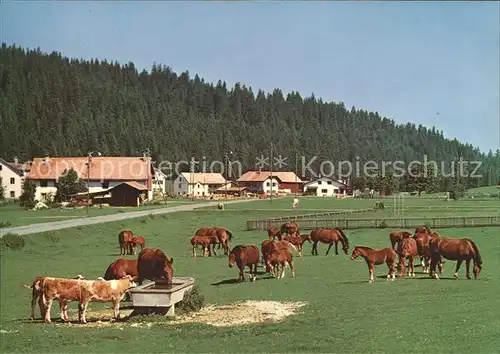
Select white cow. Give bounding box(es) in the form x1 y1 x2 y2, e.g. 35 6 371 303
292 198 299 209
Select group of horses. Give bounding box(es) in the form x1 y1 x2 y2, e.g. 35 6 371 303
117 230 146 256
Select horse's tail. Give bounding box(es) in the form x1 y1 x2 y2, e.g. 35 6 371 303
466 238 482 267
285 241 298 253
335 228 349 247
103 262 117 280
226 229 233 240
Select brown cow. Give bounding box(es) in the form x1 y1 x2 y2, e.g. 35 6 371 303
389 231 412 250
190 235 219 257
228 245 260 282
137 248 174 285
266 248 295 279
129 236 146 255
281 234 312 257
118 230 133 255
23 274 85 321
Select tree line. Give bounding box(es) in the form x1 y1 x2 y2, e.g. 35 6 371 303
1 43 499 195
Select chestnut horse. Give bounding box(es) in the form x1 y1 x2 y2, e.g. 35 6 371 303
267 223 282 240
103 258 138 280
396 237 419 277
413 232 441 273
118 230 133 255
281 234 312 257
190 235 219 257
195 227 233 255
310 228 349 256
414 225 431 235
350 246 398 283
261 240 299 272
137 248 174 285
428 237 482 280
280 222 300 237
228 245 260 282
129 236 146 255
389 231 412 250
266 248 295 279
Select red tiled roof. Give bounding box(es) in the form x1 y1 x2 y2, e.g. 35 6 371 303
237 171 303 183
119 181 148 191
27 156 152 181
180 172 226 184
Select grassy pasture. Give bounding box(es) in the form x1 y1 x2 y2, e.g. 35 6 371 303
1 197 499 353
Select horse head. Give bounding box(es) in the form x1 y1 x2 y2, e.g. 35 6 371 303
301 234 312 244
163 257 174 284
228 252 236 268
350 247 361 260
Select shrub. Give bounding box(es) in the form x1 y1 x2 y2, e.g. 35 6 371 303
0 221 12 228
176 285 204 315
1 233 25 250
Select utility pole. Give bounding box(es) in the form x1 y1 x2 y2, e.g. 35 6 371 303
86 151 101 216
270 143 273 204
225 150 233 199
143 148 151 202
190 157 195 202
295 151 298 198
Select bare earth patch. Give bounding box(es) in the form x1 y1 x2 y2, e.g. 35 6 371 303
54 301 307 328
171 300 307 327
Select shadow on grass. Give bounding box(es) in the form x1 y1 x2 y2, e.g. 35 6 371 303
211 275 275 286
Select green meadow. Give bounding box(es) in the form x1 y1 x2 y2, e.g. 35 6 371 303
1 196 499 353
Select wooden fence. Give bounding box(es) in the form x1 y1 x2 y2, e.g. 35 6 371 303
246 216 500 231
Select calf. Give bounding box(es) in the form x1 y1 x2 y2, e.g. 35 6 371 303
23 274 85 321
281 234 312 257
261 240 298 272
266 248 295 279
190 235 219 257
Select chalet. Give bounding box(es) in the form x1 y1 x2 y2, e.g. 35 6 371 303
0 158 30 199
303 177 349 197
173 172 227 196
27 156 155 203
236 170 303 194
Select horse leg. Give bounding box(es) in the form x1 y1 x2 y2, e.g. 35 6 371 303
281 261 288 279
454 260 463 279
192 245 196 257
312 241 318 256
238 265 245 282
409 257 415 277
334 241 339 255
368 263 375 283
290 259 295 278
325 242 334 256
465 259 471 280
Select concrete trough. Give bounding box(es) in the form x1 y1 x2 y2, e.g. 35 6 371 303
128 277 195 317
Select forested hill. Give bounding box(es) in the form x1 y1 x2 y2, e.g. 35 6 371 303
1 43 498 187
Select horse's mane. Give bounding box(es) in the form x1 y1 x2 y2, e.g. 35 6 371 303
354 245 374 250
334 228 349 247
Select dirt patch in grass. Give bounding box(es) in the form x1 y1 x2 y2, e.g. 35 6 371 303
53 301 306 328
171 300 307 327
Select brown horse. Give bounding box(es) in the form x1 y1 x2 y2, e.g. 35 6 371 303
190 235 219 257
389 231 412 250
195 227 232 255
261 239 299 272
103 258 138 280
118 230 133 255
310 228 349 256
428 237 482 280
129 236 146 255
396 237 419 277
137 248 174 285
281 234 312 257
413 232 441 273
280 221 300 237
266 248 295 279
350 246 398 283
414 225 431 235
267 223 282 240
228 245 260 282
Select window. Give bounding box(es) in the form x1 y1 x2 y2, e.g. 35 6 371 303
318 181 322 185
321 189 328 193
102 182 110 189
10 191 15 198
0 165 2 170
10 177 15 184
272 182 276 187
266 182 270 186
40 180 48 187
178 183 182 188
327 181 332 185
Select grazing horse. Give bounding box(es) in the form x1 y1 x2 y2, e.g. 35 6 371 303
228 245 260 282
396 237 419 277
389 231 412 250
267 223 282 240
195 227 233 255
350 246 398 283
428 237 482 280
261 240 299 272
310 228 349 256
281 234 312 257
129 236 146 255
190 235 219 257
118 230 133 255
103 258 138 280
266 248 295 279
413 232 441 273
136 248 174 285
280 222 300 237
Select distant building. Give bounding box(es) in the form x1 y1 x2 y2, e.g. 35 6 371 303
236 170 303 194
173 172 227 196
303 177 348 197
0 158 29 199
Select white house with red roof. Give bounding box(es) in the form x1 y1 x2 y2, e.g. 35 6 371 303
173 172 227 196
236 170 303 194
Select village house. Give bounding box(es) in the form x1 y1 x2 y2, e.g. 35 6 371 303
173 172 227 196
303 176 349 197
0 158 30 199
152 167 168 195
27 155 155 203
236 170 304 194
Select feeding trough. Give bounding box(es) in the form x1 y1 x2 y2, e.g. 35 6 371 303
127 277 195 317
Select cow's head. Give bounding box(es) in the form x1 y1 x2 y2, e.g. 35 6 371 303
163 258 174 284
122 274 137 288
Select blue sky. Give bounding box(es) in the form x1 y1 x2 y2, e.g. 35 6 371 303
2 1 499 153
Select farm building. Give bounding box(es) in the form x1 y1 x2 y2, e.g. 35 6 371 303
236 170 303 194
303 177 348 197
27 155 156 203
173 172 227 196
0 157 30 199
214 185 252 197
72 181 148 207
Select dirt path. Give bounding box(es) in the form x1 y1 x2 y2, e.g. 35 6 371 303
0 199 260 237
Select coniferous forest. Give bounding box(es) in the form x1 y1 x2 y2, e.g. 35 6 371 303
1 43 499 192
